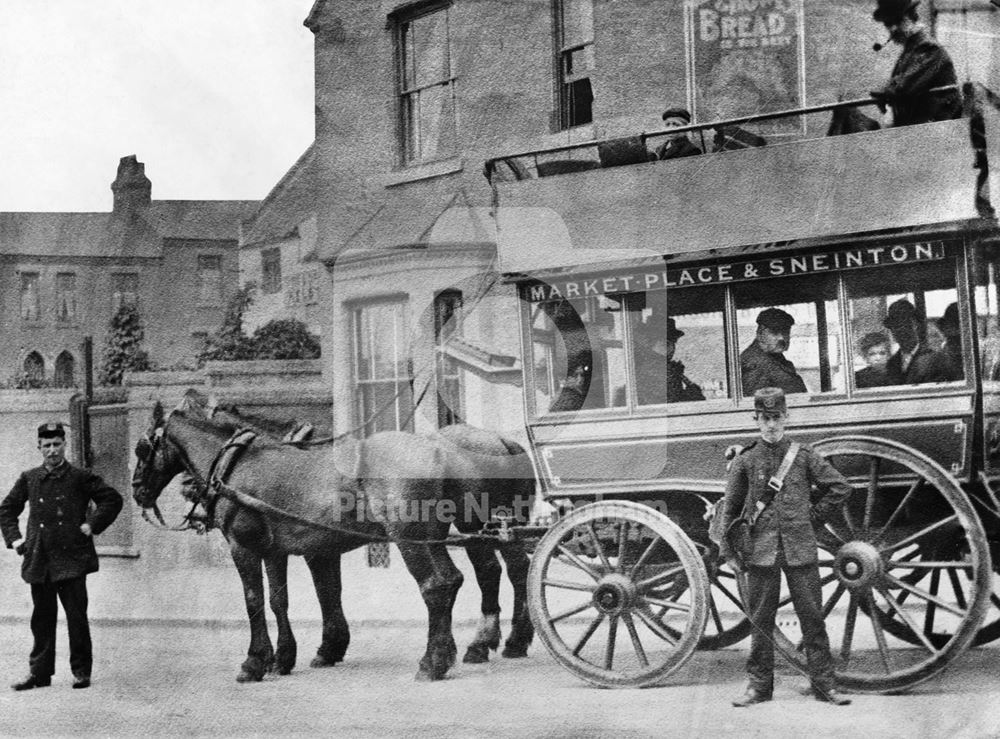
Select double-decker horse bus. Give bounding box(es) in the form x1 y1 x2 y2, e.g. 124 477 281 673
484 84 1000 693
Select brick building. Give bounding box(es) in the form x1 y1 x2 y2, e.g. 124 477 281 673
0 156 256 385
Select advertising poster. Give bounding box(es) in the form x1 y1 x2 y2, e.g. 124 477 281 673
685 0 807 135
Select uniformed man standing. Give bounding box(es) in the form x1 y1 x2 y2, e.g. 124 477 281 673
740 308 808 395
719 388 852 707
0 423 123 691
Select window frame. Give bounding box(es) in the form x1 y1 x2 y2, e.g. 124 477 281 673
394 1 458 167
111 272 139 314
261 247 282 295
19 271 41 323
554 0 595 131
350 298 415 437
433 289 464 427
196 254 224 307
54 272 78 325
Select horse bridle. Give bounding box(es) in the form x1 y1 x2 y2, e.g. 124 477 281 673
136 421 211 532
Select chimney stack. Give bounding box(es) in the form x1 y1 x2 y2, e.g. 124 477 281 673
111 155 152 216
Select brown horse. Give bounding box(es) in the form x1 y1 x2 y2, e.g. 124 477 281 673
132 391 534 681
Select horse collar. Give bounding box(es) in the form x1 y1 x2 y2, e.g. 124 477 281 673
205 429 259 510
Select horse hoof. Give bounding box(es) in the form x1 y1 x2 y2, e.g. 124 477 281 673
236 669 263 683
501 645 529 659
463 645 489 664
275 664 293 676
415 668 447 682
310 655 340 668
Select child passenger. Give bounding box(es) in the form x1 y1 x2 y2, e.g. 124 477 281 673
854 331 897 389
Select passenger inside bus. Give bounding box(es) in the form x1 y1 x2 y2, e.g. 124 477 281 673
882 298 960 384
548 351 592 413
631 317 704 405
854 331 895 389
740 308 808 396
938 302 963 379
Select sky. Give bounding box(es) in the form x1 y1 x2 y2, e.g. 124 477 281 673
0 0 317 212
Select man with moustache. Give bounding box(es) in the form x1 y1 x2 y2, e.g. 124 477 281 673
740 308 808 396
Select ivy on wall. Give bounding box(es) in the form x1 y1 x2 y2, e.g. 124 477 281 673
99 304 150 386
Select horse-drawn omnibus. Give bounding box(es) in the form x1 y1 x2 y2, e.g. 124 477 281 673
485 84 1000 693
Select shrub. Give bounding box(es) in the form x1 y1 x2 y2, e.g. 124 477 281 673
252 319 321 360
99 304 150 386
198 285 256 365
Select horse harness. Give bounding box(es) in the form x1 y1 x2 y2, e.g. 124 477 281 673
177 427 511 548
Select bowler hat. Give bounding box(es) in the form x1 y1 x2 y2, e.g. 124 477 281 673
753 387 787 414
37 422 66 439
883 298 921 329
662 107 692 123
756 307 795 332
873 0 920 24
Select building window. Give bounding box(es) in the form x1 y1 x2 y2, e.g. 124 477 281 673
55 272 77 324
197 255 223 306
396 3 457 165
19 272 40 321
112 273 138 313
54 351 75 388
556 0 595 129
434 289 463 427
352 301 414 436
23 351 44 385
261 248 282 295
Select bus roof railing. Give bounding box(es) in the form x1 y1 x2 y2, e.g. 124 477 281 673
485 85 961 183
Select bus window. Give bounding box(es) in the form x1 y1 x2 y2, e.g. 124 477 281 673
845 257 963 388
975 247 1000 382
733 275 842 397
530 295 626 414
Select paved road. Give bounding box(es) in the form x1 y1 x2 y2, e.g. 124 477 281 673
0 619 997 738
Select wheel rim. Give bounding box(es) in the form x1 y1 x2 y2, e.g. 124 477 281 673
527 500 709 688
694 546 753 650
768 436 992 693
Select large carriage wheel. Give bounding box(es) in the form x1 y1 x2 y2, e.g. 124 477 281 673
527 500 709 688
694 546 753 650
768 436 991 694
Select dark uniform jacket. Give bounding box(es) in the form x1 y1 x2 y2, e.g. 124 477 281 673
656 137 702 161
0 462 123 584
854 366 898 389
740 340 808 395
720 438 851 567
633 349 705 404
886 343 959 385
881 27 962 127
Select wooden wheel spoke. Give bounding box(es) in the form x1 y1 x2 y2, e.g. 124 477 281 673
866 592 894 673
634 606 678 645
635 564 686 593
871 477 924 546
840 595 858 664
990 592 1000 610
822 582 847 619
628 536 662 578
642 595 691 614
716 569 739 581
712 580 745 609
884 573 968 618
543 578 597 593
879 515 959 555
555 544 602 581
875 584 940 655
572 613 605 656
946 567 968 611
885 560 972 571
604 614 618 670
616 521 629 572
585 524 613 572
707 591 725 634
923 569 942 635
863 457 881 538
548 599 594 624
621 612 648 667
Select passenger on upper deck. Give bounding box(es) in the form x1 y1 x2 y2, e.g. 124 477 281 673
633 318 705 405
870 0 962 127
882 299 960 384
655 107 702 161
741 308 808 396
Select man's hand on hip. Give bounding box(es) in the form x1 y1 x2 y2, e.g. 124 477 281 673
12 539 25 555
80 523 92 537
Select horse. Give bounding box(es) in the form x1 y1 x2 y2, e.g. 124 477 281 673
132 391 535 681
201 401 534 665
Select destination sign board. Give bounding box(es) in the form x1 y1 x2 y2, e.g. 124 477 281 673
523 241 947 302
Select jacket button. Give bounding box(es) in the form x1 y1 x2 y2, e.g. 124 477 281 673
39 523 44 529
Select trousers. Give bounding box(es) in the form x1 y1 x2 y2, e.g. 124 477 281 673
29 575 92 678
744 551 836 694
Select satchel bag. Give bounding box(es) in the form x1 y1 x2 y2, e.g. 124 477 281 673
724 442 800 569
